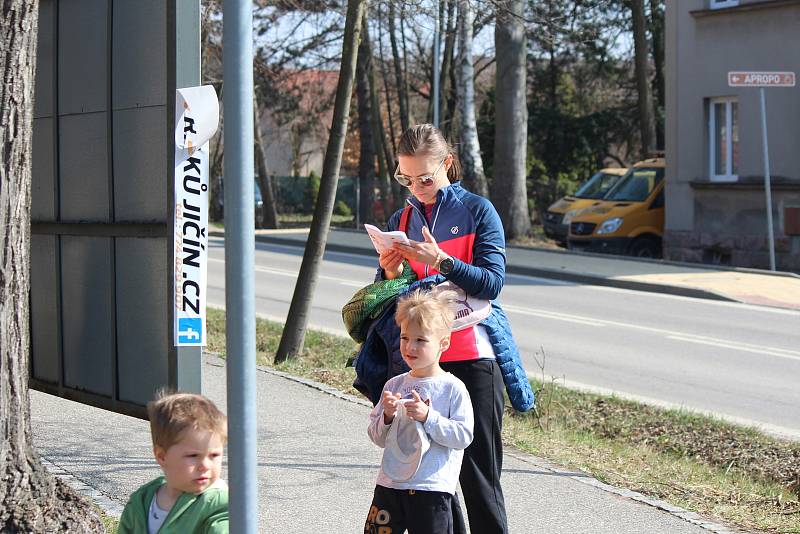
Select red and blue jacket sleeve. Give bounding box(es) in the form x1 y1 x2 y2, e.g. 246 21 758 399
446 196 506 300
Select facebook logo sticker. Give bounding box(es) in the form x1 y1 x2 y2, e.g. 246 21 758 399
178 318 203 344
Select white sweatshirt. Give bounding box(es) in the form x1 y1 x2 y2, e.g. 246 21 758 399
368 372 474 494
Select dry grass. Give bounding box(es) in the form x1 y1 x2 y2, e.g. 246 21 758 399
509 378 800 533
206 307 800 533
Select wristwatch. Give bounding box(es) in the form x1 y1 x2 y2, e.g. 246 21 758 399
437 255 455 275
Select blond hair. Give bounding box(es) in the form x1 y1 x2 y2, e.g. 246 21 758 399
147 392 227 450
395 288 458 336
397 124 462 183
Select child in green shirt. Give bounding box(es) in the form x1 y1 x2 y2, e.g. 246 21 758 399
118 392 229 534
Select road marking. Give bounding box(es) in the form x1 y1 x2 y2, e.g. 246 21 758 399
208 257 364 288
212 235 800 315
211 246 799 357
584 283 800 315
503 303 800 361
667 335 800 362
503 304 603 327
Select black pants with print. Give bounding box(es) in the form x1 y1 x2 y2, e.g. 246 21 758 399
440 359 508 534
364 485 465 534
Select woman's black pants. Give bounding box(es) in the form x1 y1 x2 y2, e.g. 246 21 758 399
440 358 508 534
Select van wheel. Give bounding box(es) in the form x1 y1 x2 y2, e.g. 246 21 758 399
629 237 661 259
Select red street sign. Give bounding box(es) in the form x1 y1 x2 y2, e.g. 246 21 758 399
728 71 795 87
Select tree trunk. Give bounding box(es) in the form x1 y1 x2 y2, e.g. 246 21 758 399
493 0 530 239
1 2 103 531
632 0 655 158
439 0 457 137
650 0 665 151
209 99 224 222
290 127 304 177
275 0 366 362
426 0 445 124
399 5 413 125
456 0 488 197
355 16 377 225
363 18 393 221
254 93 279 229
209 136 224 221
376 5 397 155
388 2 409 133
546 7 559 204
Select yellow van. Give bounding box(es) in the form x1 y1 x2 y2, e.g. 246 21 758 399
567 158 665 258
543 168 627 245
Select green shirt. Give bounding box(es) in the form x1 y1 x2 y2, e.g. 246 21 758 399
118 476 228 534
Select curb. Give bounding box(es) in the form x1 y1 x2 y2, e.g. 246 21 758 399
41 456 125 519
504 264 738 303
241 355 746 534
506 241 800 279
212 231 742 304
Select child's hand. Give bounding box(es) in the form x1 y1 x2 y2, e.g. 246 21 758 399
405 390 429 423
382 391 401 424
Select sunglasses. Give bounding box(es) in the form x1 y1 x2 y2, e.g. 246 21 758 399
393 158 446 188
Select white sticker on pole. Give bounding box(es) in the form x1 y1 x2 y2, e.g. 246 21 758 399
728 71 795 87
174 85 219 346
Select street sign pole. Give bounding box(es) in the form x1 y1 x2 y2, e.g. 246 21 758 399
223 1 258 532
758 88 777 271
728 71 795 271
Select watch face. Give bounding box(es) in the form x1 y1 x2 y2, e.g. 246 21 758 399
440 257 455 274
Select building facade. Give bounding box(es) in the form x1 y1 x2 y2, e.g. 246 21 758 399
665 0 800 271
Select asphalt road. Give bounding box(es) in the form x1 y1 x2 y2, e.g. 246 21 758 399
207 237 800 440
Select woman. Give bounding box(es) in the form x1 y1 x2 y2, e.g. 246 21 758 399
377 124 533 534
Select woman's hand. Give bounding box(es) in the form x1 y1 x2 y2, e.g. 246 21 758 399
379 248 405 279
393 226 442 268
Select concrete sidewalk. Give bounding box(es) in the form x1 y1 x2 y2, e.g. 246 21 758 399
32 355 742 533
219 227 800 311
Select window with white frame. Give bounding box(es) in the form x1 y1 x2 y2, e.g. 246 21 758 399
709 98 739 181
710 0 738 9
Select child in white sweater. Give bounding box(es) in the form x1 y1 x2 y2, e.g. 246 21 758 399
365 288 474 534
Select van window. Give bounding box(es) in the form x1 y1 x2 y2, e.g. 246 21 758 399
604 168 664 202
649 189 664 209
574 171 624 199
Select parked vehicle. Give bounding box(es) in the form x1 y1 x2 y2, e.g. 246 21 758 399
567 158 665 258
543 168 628 246
213 179 266 228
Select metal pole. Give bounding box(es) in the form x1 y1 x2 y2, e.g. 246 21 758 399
759 88 777 271
433 0 440 127
223 1 258 532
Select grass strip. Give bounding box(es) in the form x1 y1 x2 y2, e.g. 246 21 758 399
98 506 119 533
206 307 800 533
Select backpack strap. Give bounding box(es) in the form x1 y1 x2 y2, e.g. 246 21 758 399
399 205 413 234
